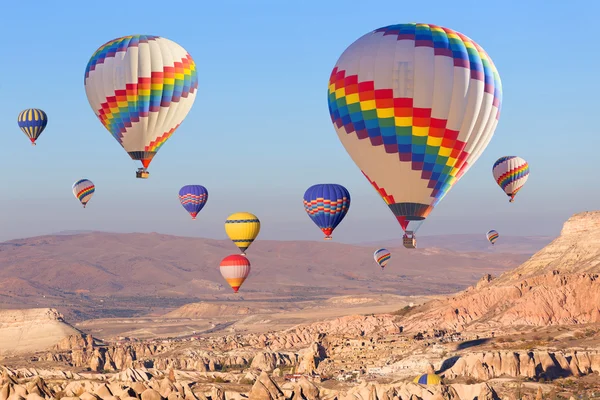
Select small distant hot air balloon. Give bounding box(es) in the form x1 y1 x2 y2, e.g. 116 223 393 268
328 23 502 249
178 185 208 220
303 184 351 240
492 156 529 202
84 35 198 179
18 109 48 146
73 179 95 208
225 212 260 255
373 248 391 270
486 230 499 245
220 254 251 293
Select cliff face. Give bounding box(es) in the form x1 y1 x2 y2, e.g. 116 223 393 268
497 211 600 282
0 308 82 356
400 211 600 332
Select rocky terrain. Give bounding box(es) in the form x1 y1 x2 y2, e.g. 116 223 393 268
398 211 600 333
1 212 600 399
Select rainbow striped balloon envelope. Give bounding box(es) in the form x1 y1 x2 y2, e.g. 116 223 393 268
84 35 198 177
492 156 529 202
328 23 502 236
486 229 499 245
72 179 95 208
373 248 391 270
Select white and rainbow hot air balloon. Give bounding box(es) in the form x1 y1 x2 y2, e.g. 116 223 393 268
486 229 499 245
72 179 95 208
492 156 529 202
373 248 391 270
328 23 502 248
84 35 198 178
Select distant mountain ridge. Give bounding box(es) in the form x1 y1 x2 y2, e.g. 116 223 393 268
0 231 530 320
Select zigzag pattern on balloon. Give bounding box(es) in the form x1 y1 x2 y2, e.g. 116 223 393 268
179 193 207 205
95 54 197 147
494 160 529 191
376 254 390 263
77 187 95 202
328 23 502 203
84 35 160 79
303 198 350 216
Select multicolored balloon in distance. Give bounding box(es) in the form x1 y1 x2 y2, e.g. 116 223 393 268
486 229 499 245
225 212 260 255
492 156 529 202
178 185 208 220
72 179 95 208
303 184 351 240
84 35 199 178
18 108 48 146
328 23 502 237
220 254 251 293
373 248 391 270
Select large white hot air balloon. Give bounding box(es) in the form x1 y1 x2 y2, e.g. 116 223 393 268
328 23 502 248
84 35 198 178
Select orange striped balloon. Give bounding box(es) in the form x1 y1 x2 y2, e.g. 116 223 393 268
219 254 251 293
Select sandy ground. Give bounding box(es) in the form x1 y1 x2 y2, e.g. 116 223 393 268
75 294 437 340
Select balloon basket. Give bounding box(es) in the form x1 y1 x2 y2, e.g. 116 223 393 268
324 236 333 241
403 235 417 249
136 169 150 179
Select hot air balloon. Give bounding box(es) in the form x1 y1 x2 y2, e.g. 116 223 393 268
178 185 208 220
413 374 441 385
73 179 95 208
328 23 502 249
18 109 48 146
486 229 499 245
84 35 198 179
220 254 251 293
225 212 260 255
373 248 391 270
492 156 529 202
303 184 351 240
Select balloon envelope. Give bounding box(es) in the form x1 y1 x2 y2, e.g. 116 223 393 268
18 109 48 145
84 35 198 174
220 254 251 293
178 185 208 219
492 156 529 202
303 184 350 239
73 179 95 208
486 229 499 245
413 374 441 385
225 212 260 255
328 23 502 234
373 248 391 269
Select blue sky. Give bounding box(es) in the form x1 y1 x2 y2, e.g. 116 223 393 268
0 0 598 243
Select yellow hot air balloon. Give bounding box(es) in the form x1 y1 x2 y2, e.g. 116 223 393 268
225 212 260 255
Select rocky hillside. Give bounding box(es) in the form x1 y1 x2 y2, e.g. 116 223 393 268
0 309 81 356
399 211 600 332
